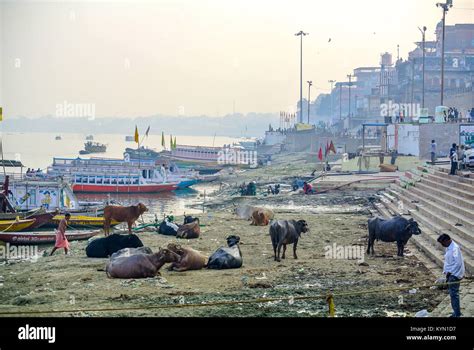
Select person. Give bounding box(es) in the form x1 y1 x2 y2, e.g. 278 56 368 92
449 143 458 175
470 108 474 122
50 213 71 256
458 145 465 170
437 234 464 317
303 181 313 194
430 140 437 164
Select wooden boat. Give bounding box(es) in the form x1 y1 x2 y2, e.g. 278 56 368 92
0 219 37 232
44 215 120 229
0 229 101 245
0 210 56 230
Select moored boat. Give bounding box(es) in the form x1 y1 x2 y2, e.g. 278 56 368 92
43 215 120 229
0 210 56 230
0 219 37 232
0 229 101 245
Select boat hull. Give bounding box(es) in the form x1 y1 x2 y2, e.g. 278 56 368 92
0 230 101 245
0 219 36 232
42 215 120 229
71 183 178 193
176 179 200 189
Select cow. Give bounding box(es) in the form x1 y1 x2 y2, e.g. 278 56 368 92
158 219 179 236
235 205 274 221
106 248 180 279
176 218 200 239
183 215 199 225
367 216 421 257
207 235 243 269
166 243 207 271
269 220 309 262
86 233 143 258
110 246 153 261
250 209 273 226
103 203 148 236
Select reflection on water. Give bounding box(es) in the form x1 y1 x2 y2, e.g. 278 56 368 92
75 183 220 219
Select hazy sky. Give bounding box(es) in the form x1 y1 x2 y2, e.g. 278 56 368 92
0 0 472 118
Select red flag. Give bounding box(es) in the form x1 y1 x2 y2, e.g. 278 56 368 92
318 147 323 161
329 140 337 154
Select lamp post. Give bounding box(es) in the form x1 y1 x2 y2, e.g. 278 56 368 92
307 81 313 124
295 30 308 123
436 1 452 106
418 26 427 108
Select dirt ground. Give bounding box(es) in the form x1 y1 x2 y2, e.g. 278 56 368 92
0 188 446 317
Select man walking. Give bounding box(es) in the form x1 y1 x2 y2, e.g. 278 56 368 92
437 234 464 317
449 143 457 175
430 140 437 164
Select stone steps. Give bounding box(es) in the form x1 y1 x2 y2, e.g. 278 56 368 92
434 167 474 186
414 179 474 212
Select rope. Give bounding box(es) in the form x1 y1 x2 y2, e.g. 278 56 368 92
0 279 468 316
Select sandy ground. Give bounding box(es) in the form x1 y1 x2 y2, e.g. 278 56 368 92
0 153 446 317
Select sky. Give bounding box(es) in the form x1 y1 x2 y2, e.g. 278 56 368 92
0 0 473 118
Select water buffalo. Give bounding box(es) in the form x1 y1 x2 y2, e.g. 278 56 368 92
183 215 199 225
367 216 421 257
110 246 153 261
86 234 143 258
106 248 180 279
166 243 207 271
207 235 243 269
103 203 148 236
176 218 200 239
270 220 309 262
158 219 179 236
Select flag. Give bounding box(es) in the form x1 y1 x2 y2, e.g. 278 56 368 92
173 136 177 149
161 131 165 148
325 140 330 157
170 134 173 149
145 126 150 137
134 125 139 143
0 107 3 122
318 146 323 161
329 140 337 154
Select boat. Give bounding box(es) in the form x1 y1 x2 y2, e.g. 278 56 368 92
47 157 181 193
0 209 56 230
55 136 62 140
124 147 161 161
85 135 94 141
0 219 37 232
0 229 101 245
79 141 107 154
125 135 135 142
42 215 120 229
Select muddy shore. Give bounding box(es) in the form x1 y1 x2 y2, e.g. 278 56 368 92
0 154 446 317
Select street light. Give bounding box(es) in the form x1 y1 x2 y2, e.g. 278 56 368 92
418 26 427 108
328 80 336 121
436 0 453 106
295 30 308 123
307 81 313 124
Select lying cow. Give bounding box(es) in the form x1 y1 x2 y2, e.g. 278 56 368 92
106 248 180 279
207 235 243 269
270 220 309 262
176 218 200 239
234 205 274 221
367 216 421 257
166 243 207 271
183 215 199 225
251 209 273 226
158 219 179 236
110 246 153 261
103 203 148 236
86 233 143 258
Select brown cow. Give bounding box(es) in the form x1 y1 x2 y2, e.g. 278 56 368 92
103 203 148 236
251 209 272 226
176 218 200 239
167 243 207 271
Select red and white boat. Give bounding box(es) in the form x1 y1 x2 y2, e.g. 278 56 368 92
48 157 180 193
0 229 101 245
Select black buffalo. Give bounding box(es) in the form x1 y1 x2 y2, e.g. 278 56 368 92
86 234 143 258
207 235 243 269
270 220 309 262
158 220 179 236
367 216 421 257
183 215 199 225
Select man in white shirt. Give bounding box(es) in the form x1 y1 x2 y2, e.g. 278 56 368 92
430 140 437 164
437 234 465 317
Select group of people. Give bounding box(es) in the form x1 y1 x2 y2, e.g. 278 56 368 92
26 168 43 175
430 140 469 174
